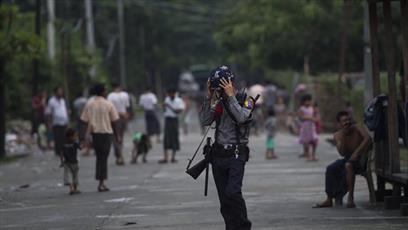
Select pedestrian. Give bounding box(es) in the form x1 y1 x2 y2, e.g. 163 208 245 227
31 90 47 149
73 92 88 126
107 82 130 165
46 87 69 158
274 96 286 130
199 65 253 230
298 94 318 161
159 88 185 163
181 94 193 135
139 87 161 142
265 109 277 159
80 83 120 192
61 128 82 195
263 80 277 112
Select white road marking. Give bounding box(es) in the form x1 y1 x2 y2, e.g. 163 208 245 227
104 197 134 203
0 204 57 212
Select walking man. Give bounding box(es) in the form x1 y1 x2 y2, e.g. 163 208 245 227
107 82 130 165
46 87 69 157
139 86 161 142
200 65 254 230
159 88 185 163
81 83 120 192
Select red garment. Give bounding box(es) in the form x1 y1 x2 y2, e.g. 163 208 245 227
214 103 223 118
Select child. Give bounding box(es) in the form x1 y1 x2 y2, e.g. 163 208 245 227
131 132 152 164
298 94 319 161
265 109 277 159
62 128 82 195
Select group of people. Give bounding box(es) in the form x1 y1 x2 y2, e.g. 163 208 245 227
31 82 189 195
28 64 372 230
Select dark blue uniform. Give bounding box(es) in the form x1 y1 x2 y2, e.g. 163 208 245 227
200 95 252 230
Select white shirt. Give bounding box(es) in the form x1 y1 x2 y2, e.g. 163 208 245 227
107 91 130 114
164 96 185 118
139 92 158 111
46 96 69 126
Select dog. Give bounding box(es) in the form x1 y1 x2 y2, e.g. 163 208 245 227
131 132 152 164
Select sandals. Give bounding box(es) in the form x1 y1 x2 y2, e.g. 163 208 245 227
312 202 333 208
98 186 110 192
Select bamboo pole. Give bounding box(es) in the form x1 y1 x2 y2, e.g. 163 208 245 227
383 0 400 173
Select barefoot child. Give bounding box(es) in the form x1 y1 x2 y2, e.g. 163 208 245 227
298 94 319 161
265 109 277 159
62 128 82 195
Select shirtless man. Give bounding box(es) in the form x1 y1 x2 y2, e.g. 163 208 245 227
314 111 372 208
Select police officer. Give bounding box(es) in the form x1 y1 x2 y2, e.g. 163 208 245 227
199 66 253 230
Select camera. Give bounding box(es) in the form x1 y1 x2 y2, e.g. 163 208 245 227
209 65 235 90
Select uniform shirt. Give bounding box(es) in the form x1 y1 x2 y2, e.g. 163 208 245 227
63 142 80 164
139 92 158 111
200 95 253 145
107 91 130 115
164 96 185 118
81 96 119 134
46 96 69 126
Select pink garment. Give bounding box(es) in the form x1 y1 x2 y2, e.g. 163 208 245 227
298 106 318 145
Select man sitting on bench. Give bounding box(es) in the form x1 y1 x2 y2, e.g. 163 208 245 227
314 111 372 208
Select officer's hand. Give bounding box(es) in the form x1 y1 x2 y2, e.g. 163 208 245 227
220 78 234 97
206 80 214 98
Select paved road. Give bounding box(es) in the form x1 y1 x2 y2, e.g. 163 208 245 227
0 118 407 229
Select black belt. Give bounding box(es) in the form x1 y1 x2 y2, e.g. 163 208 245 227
211 143 249 158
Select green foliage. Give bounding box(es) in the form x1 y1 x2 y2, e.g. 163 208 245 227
214 0 364 76
0 4 41 119
0 5 40 60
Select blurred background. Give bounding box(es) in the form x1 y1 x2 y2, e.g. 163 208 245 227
0 0 406 157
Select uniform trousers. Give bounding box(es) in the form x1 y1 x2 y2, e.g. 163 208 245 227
211 151 252 230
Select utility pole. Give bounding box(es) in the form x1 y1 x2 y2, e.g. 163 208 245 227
85 0 96 79
363 1 373 104
117 0 127 88
46 0 55 59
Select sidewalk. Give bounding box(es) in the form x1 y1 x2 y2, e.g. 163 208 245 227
0 125 407 229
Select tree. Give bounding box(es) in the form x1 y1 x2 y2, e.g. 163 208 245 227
214 0 364 76
0 4 40 158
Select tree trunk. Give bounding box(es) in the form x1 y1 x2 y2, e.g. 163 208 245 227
32 0 41 134
0 59 5 158
85 0 96 79
47 0 56 59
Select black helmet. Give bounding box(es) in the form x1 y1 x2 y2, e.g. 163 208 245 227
209 65 235 90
